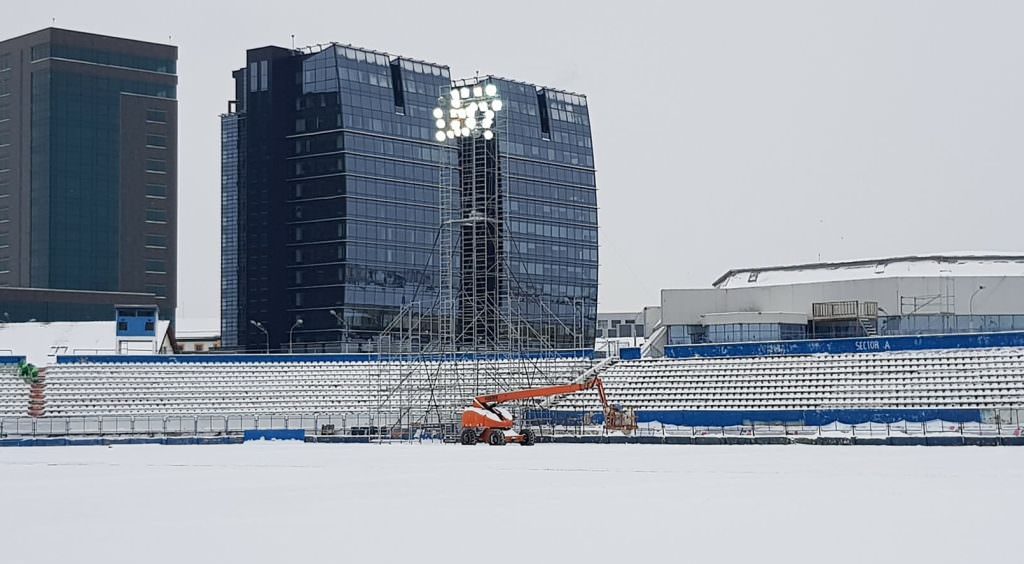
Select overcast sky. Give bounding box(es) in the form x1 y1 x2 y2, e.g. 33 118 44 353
4 1 1024 323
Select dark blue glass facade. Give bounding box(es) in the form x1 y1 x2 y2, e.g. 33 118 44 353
0 28 177 321
495 79 598 349
224 44 596 352
220 113 241 349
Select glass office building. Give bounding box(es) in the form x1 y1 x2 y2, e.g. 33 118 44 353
222 43 597 352
0 28 177 321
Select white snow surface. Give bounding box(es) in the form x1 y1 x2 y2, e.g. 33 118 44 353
1 443 1021 563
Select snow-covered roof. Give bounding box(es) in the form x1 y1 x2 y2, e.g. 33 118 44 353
714 253 1024 288
0 320 172 366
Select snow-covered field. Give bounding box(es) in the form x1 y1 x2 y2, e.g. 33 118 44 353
1 443 1020 563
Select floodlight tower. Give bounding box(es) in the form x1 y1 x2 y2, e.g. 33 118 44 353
433 81 509 354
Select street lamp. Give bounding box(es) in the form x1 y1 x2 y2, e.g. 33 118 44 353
432 81 503 143
249 320 269 354
969 285 986 330
289 318 304 353
329 309 348 353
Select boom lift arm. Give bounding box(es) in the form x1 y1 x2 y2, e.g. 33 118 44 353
460 376 635 446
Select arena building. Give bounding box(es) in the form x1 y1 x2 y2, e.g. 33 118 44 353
642 253 1024 356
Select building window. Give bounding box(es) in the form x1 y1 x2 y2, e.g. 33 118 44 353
194 343 205 352
0 54 10 71
146 109 167 123
259 60 268 91
145 209 167 223
249 62 258 93
145 159 167 173
145 183 167 198
0 79 8 96
145 234 167 248
117 321 128 331
145 259 166 274
145 134 167 148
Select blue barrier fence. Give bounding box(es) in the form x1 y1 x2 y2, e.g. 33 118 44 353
0 356 26 365
665 331 1024 359
242 429 305 442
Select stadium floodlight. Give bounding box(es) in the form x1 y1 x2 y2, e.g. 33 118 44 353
432 82 503 144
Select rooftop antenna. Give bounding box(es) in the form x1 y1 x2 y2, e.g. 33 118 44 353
291 34 295 49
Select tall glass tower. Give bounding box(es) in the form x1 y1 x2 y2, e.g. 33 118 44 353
0 28 178 321
222 43 596 353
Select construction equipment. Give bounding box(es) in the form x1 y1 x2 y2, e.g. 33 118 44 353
459 376 636 446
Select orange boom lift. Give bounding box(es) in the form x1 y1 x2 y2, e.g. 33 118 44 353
459 376 636 446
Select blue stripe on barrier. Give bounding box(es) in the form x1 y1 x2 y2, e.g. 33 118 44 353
0 356 26 365
665 331 1024 359
243 429 305 442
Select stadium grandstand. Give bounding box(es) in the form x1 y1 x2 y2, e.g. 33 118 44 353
2 253 1024 443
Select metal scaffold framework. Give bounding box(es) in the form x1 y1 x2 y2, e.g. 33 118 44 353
355 79 593 434
437 79 513 354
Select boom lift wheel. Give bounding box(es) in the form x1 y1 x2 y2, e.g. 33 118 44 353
520 428 536 446
460 428 478 445
488 429 506 446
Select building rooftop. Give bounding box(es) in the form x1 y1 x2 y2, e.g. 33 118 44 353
714 253 1024 288
0 321 172 366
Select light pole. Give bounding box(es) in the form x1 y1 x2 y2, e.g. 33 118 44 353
329 309 347 353
289 318 304 353
969 285 986 330
249 320 269 354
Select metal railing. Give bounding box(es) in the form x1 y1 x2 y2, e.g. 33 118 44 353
812 301 879 320
0 413 453 441
531 420 1024 439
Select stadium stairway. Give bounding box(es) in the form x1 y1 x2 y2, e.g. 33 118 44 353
28 370 46 417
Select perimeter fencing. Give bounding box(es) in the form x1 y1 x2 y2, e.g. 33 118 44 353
0 413 455 441
3 414 1024 442
536 420 1024 440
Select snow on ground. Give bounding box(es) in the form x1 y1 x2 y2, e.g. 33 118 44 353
1 443 1021 563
